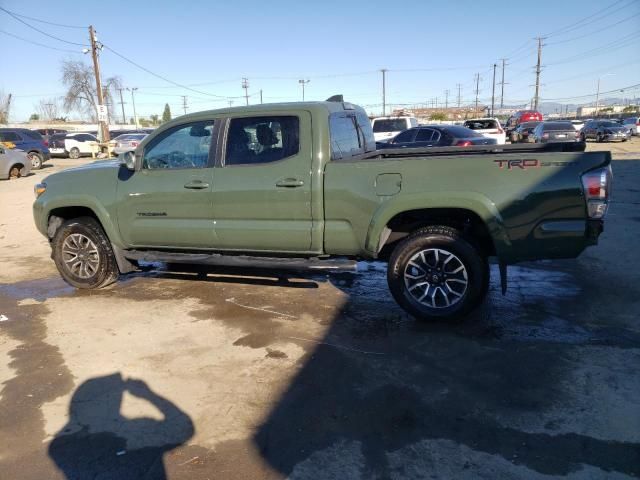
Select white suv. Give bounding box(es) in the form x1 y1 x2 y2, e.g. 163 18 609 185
49 133 99 159
623 117 639 136
463 118 506 144
371 116 418 143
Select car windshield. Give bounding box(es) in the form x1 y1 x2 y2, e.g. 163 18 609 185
543 122 574 131
443 126 482 138
372 119 407 132
464 120 498 130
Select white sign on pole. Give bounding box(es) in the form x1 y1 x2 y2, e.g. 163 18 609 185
97 105 108 122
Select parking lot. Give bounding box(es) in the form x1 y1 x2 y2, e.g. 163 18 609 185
1 140 639 479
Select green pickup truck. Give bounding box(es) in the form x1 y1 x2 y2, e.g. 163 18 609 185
33 99 612 321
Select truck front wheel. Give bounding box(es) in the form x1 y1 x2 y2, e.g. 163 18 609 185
52 217 119 289
387 226 489 322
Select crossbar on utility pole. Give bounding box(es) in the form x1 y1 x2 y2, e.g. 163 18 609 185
181 95 188 115
242 78 249 106
88 25 109 142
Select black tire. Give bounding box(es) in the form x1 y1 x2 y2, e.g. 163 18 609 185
28 151 43 169
52 216 119 289
596 133 603 143
387 225 489 322
69 147 81 159
8 165 22 179
580 132 586 142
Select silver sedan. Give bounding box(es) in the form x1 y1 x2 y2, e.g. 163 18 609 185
113 134 147 155
0 145 31 179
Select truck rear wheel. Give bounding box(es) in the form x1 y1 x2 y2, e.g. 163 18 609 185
52 217 119 289
387 226 488 322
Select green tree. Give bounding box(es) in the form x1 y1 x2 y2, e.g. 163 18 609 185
150 114 159 125
429 112 447 121
29 113 40 121
623 105 639 113
162 103 172 123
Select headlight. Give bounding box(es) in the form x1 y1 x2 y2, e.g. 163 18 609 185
34 183 47 198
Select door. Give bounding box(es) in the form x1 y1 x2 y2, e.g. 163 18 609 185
390 128 417 147
210 113 313 252
116 120 217 248
413 128 440 147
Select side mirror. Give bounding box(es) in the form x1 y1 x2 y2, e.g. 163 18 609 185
119 151 136 171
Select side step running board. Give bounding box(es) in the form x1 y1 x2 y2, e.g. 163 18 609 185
123 250 358 272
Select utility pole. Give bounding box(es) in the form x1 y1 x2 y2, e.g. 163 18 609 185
474 73 480 116
298 79 310 101
595 78 601 117
181 95 188 115
127 87 138 128
444 90 449 109
228 100 234 108
435 97 439 109
491 63 497 117
499 58 507 109
380 69 388 116
116 87 126 124
88 26 109 142
260 89 263 104
241 78 249 106
533 37 545 111
456 84 462 107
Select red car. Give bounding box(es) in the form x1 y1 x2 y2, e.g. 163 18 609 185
505 110 543 139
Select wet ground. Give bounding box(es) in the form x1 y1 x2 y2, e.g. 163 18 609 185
0 149 639 479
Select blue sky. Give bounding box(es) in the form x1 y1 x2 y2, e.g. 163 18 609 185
1 0 639 120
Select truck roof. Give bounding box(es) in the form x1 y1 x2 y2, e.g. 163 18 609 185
171 101 358 122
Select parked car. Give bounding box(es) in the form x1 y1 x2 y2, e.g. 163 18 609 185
0 143 31 179
504 110 544 137
33 99 611 322
112 133 148 155
509 121 541 143
378 125 497 149
530 121 580 143
570 120 584 131
0 128 51 169
623 117 639 136
48 132 99 159
371 116 418 143
462 118 506 144
35 128 68 144
580 120 630 142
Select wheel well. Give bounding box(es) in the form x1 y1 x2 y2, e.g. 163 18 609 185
380 208 496 258
47 207 100 239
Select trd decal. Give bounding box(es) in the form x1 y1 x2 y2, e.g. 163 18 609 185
494 159 579 169
137 212 167 217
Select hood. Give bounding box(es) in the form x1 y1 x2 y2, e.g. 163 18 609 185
42 159 122 186
59 159 121 174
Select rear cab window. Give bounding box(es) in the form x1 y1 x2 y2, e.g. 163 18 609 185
329 109 375 160
464 120 499 130
372 118 408 133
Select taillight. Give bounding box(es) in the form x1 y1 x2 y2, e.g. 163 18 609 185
581 166 612 219
131 142 138 147
43 140 48 147
542 132 549 139
456 140 472 147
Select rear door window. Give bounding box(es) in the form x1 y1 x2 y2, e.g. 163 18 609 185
225 116 299 166
393 129 417 143
415 129 435 142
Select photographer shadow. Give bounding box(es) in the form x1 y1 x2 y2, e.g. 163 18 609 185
48 373 193 480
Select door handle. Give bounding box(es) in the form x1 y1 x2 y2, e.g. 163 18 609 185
276 178 304 188
184 180 209 189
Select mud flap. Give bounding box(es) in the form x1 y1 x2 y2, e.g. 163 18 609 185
111 244 138 274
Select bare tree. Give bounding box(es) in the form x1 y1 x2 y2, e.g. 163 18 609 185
36 98 64 121
61 60 121 121
0 90 11 124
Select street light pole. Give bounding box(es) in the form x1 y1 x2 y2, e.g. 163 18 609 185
127 87 139 128
298 79 310 101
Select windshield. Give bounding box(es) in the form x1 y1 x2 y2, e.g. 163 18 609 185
464 120 498 130
543 122 574 131
372 119 407 133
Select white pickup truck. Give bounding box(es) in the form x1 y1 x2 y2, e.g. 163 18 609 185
371 116 418 143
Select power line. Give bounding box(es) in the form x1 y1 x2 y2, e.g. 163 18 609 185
546 12 640 46
102 44 242 99
0 30 81 53
0 7 88 46
0 6 86 28
543 0 629 37
546 31 640 65
540 82 640 101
